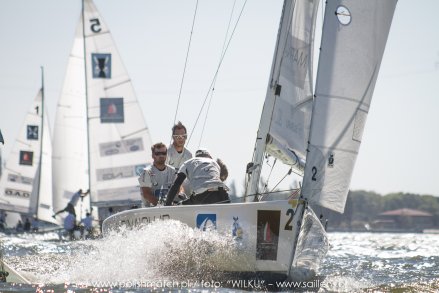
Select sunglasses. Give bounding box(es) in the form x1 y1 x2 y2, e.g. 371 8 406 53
173 134 187 140
154 151 167 156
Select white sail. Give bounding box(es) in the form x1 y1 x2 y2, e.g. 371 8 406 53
0 89 56 223
53 0 153 217
302 1 398 213
247 0 319 197
29 94 56 224
52 13 89 216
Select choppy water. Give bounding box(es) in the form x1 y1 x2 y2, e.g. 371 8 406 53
1 221 439 292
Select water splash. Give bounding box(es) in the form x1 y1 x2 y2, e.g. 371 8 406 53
6 220 256 286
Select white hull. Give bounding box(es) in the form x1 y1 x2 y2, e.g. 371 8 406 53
103 200 300 275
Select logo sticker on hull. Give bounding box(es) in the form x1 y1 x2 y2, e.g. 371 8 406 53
232 216 243 239
196 214 217 231
256 210 281 260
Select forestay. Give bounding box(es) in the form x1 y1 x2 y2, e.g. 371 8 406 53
302 0 398 213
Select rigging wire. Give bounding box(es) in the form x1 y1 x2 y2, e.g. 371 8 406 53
263 158 276 192
241 187 300 202
197 0 238 148
187 0 249 146
260 167 293 201
172 0 200 128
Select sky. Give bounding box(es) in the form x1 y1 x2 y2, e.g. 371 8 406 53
0 0 438 197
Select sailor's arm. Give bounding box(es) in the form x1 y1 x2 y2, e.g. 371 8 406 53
165 172 186 206
141 187 158 206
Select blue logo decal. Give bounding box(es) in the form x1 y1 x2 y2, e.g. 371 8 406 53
27 125 39 140
196 214 217 231
92 53 112 78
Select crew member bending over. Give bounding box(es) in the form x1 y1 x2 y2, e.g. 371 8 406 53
165 149 230 206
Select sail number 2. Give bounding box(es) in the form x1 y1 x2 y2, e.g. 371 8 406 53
284 209 294 230
311 166 317 181
90 18 102 33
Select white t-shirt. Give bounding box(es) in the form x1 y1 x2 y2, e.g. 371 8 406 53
138 164 176 206
166 144 192 170
179 157 228 195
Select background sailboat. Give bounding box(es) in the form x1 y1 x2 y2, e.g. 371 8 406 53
52 0 153 223
0 80 56 226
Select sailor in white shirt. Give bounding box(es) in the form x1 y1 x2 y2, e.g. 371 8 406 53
166 121 192 170
139 142 176 207
165 149 230 206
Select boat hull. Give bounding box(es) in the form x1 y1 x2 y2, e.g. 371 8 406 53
103 200 299 274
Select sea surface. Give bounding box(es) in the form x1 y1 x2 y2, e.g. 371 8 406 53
1 222 439 292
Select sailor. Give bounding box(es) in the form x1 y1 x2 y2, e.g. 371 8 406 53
64 212 76 240
31 216 39 232
166 121 192 170
138 142 176 207
80 212 94 237
15 220 23 232
53 188 89 218
166 121 193 196
23 218 31 232
165 149 231 206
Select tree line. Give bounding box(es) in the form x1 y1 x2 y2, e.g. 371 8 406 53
321 190 439 230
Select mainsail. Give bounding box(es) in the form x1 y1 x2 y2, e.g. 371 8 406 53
246 0 320 197
53 0 153 217
0 89 56 224
302 0 398 213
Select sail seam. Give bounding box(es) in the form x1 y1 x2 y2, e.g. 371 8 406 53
314 94 371 108
84 31 110 39
121 127 149 139
309 144 359 155
104 79 131 90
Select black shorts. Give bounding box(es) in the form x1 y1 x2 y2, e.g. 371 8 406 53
182 188 231 205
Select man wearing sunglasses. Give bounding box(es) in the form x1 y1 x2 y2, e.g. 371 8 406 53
165 148 230 206
166 121 192 170
138 142 176 207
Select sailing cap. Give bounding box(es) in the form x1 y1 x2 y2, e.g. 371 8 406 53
195 148 211 158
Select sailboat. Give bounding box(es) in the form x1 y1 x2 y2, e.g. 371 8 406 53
102 0 397 281
0 71 57 226
52 0 153 223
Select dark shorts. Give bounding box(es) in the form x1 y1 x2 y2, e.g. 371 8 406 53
66 203 76 216
182 188 231 205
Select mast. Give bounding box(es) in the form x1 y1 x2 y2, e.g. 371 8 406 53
82 0 92 214
35 66 45 220
245 0 294 201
